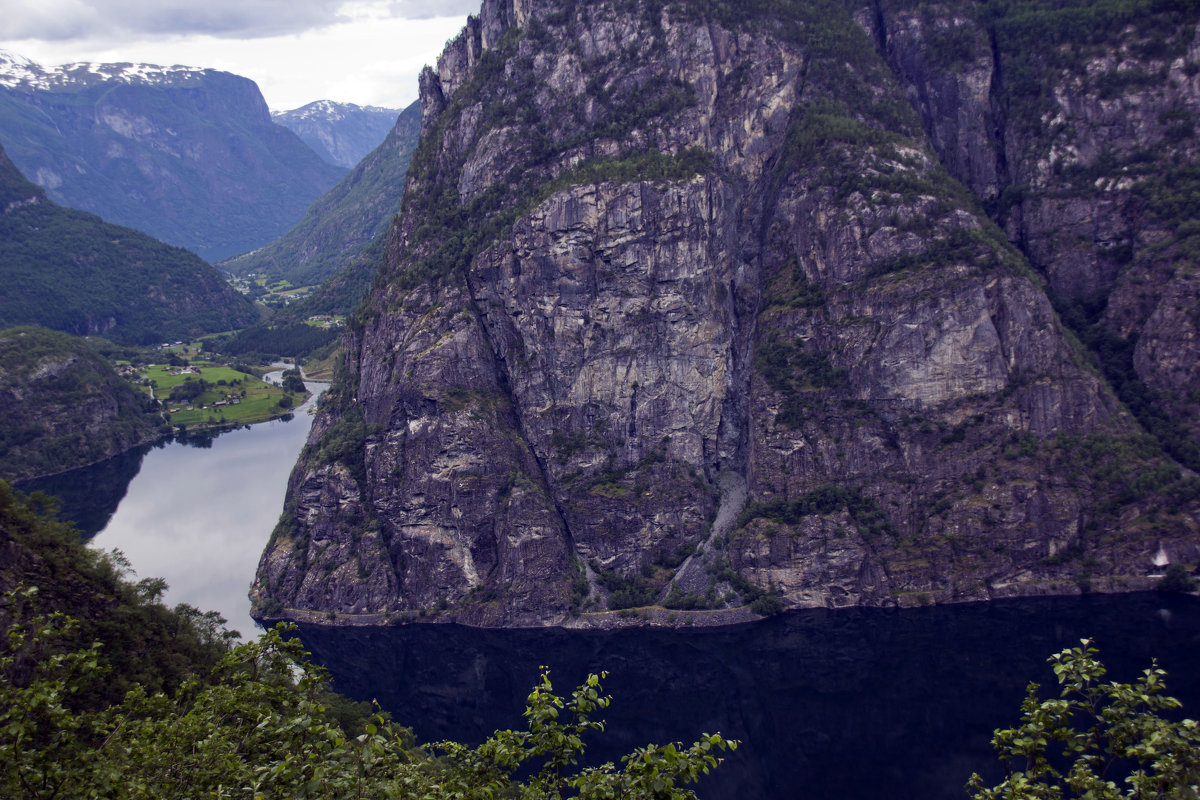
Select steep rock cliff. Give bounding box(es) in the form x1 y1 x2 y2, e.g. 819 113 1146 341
862 0 1200 467
253 0 1200 628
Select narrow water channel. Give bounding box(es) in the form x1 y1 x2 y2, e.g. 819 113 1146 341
23 383 325 638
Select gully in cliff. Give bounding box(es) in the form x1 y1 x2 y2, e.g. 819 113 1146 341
251 0 1200 630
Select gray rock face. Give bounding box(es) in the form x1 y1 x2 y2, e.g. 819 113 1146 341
868 0 1200 459
252 0 1200 628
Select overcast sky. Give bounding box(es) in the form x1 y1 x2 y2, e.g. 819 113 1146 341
0 0 479 111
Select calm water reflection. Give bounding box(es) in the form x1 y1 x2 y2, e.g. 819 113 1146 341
19 443 150 537
295 593 1200 800
21 386 323 638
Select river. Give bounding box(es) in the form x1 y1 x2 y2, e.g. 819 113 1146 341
20 381 325 639
17 393 1200 798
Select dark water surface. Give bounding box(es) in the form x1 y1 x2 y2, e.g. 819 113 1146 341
15 391 1200 798
18 442 152 538
296 594 1200 800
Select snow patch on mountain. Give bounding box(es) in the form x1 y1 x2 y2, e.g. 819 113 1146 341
272 99 397 123
0 49 213 91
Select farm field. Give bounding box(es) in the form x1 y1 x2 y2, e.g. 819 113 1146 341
140 361 305 428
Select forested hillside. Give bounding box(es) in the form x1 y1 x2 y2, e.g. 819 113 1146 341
0 145 259 345
0 328 162 481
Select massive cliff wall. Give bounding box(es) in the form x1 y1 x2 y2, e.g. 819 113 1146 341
253 0 1200 628
863 0 1200 470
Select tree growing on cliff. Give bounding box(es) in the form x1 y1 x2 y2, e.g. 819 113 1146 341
967 639 1200 799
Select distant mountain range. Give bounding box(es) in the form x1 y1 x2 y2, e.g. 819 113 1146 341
222 100 422 306
0 143 258 344
272 100 400 169
0 50 346 261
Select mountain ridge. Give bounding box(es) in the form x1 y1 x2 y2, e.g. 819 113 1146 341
272 100 402 169
0 51 346 261
223 100 422 304
0 48 215 91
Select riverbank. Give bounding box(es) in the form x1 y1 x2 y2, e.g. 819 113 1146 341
141 359 310 432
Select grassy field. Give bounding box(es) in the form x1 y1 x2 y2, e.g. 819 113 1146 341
141 361 305 428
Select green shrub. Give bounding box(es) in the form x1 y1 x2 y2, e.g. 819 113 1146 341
750 593 785 616
1157 563 1197 593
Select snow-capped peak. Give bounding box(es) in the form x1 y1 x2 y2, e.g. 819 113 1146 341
0 49 212 92
271 99 398 122
0 50 41 89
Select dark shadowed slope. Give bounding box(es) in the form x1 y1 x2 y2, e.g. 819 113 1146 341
0 144 259 344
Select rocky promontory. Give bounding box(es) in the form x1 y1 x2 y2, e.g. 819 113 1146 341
252 0 1200 628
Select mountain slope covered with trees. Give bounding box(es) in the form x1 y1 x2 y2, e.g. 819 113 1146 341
0 327 162 481
0 145 259 344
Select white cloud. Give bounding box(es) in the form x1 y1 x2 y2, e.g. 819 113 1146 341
0 0 482 42
0 0 103 41
0 0 349 41
386 0 481 19
0 1 475 109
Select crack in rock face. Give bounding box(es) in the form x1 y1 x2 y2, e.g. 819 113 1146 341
251 0 1200 629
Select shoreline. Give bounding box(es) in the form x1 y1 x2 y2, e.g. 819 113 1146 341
252 575 1188 633
11 381 328 485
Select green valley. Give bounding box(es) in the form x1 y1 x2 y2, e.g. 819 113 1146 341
141 360 307 428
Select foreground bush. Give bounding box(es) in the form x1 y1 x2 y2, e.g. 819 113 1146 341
969 639 1200 799
0 588 734 799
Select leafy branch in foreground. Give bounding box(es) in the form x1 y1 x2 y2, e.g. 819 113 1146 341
0 587 734 799
968 638 1200 799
